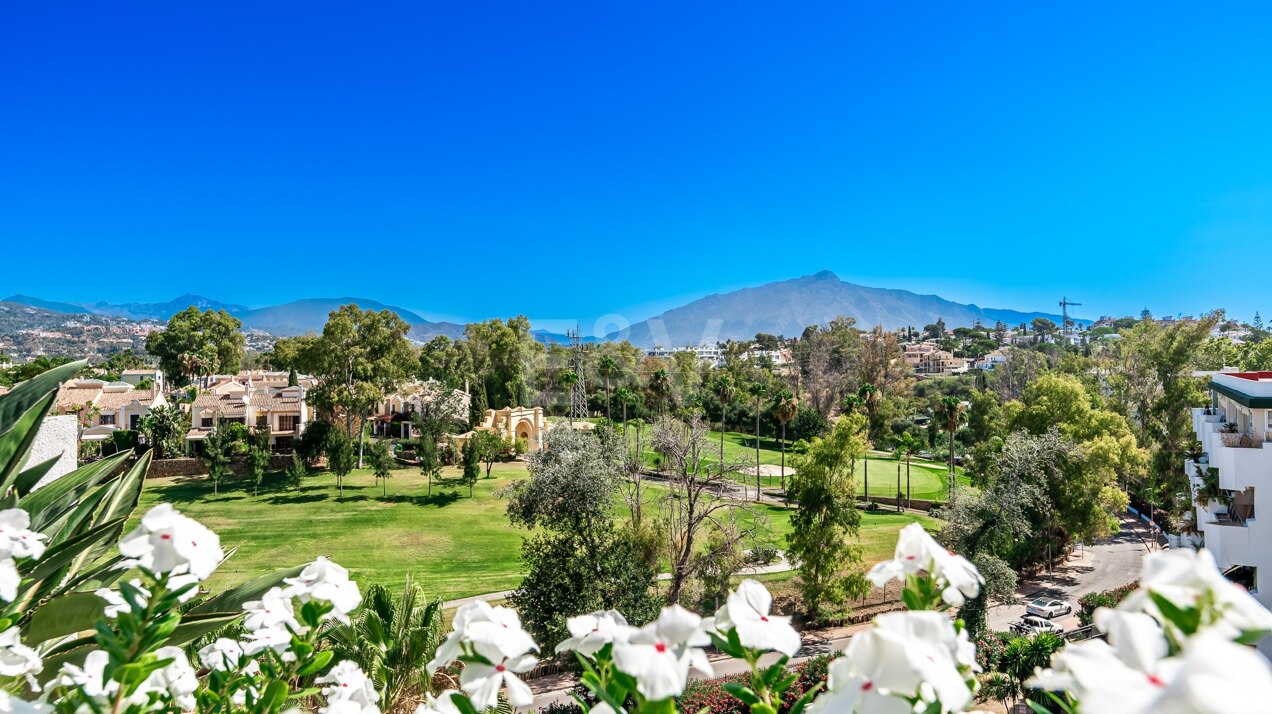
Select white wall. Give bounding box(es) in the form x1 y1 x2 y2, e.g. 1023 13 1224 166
29 415 78 490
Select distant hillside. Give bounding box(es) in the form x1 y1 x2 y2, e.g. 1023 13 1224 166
605 271 1084 347
237 298 466 340
81 294 248 321
2 294 93 315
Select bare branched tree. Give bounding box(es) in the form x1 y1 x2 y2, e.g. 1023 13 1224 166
651 414 761 604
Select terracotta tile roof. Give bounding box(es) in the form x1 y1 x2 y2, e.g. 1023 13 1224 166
94 388 156 411
55 383 102 409
248 393 303 411
122 369 158 376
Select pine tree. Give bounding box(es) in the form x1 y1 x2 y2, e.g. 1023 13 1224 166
468 388 488 429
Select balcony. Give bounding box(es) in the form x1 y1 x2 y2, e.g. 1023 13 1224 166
1212 438 1271 491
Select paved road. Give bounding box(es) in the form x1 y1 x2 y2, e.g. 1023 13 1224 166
528 516 1155 710
987 516 1154 633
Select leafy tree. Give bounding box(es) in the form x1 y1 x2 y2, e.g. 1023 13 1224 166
460 436 480 497
324 578 444 711
597 354 618 422
417 427 443 498
934 395 967 494
647 368 672 416
711 375 737 474
202 426 233 496
247 427 271 497
787 414 870 619
615 386 640 439
467 386 488 429
369 439 394 497
146 307 245 386
559 370 580 424
999 632 1065 705
285 451 307 489
772 389 798 494
788 405 829 442
326 427 356 498
301 305 415 467
464 316 541 408
296 420 335 462
140 405 187 460
505 428 658 645
471 429 504 480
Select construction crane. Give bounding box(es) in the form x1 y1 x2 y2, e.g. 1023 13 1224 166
1059 297 1083 334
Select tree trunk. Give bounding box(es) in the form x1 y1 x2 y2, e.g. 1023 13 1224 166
780 422 787 497
947 424 955 496
357 416 367 469
906 455 912 510
754 399 761 502
864 457 869 509
606 378 612 422
896 460 902 512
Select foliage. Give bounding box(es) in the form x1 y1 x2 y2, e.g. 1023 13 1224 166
284 451 307 489
145 306 245 386
787 414 869 619
1077 581 1138 625
326 427 356 497
369 439 394 497
470 429 505 479
296 419 336 461
140 405 187 460
202 426 233 496
459 436 480 497
324 577 444 710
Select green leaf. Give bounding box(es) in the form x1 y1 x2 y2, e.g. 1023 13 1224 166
296 650 334 676
166 611 245 647
787 683 823 714
0 392 58 494
723 683 761 705
22 591 106 645
1148 591 1201 635
0 361 83 431
22 451 131 533
12 454 61 497
259 679 288 713
449 692 482 714
1236 628 1272 646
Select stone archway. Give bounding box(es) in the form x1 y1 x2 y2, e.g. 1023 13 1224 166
514 419 536 443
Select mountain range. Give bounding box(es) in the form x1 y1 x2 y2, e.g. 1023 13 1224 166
4 271 1081 347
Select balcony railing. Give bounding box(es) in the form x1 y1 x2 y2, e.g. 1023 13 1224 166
1220 432 1264 449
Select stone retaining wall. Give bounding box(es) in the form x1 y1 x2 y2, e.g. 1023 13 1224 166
146 455 297 479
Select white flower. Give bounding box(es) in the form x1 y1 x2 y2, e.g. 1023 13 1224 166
242 625 295 659
0 558 18 603
808 658 911 714
95 575 199 620
0 691 52 714
831 611 975 713
132 646 198 710
321 700 379 714
612 605 714 701
459 653 537 709
1119 548 1272 641
428 601 538 674
318 660 380 711
713 579 801 657
198 638 258 674
0 510 46 560
117 504 223 580
284 557 362 621
0 627 42 689
413 690 464 714
58 650 117 698
1153 632 1272 714
243 586 301 632
867 523 982 607
555 610 637 656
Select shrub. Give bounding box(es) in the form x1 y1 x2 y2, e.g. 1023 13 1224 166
1078 581 1139 625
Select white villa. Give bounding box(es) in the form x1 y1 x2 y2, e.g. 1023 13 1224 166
372 380 470 438
185 377 310 453
1188 370 1272 654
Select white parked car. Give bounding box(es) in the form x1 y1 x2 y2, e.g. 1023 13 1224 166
1025 597 1072 618
1013 615 1064 636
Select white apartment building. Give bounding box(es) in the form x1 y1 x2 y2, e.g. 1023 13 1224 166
1188 371 1272 654
185 378 310 453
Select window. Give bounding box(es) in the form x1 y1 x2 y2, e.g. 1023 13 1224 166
129 414 140 430
278 415 299 432
201 417 213 428
99 414 116 426
256 415 268 429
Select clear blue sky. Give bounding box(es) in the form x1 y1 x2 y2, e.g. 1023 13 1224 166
3 2 1270 332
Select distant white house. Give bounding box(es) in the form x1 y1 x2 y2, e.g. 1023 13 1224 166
973 348 1009 371
52 379 168 442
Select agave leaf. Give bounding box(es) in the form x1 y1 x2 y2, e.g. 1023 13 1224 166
188 562 305 616
23 591 106 645
12 454 62 497
166 611 244 647
22 451 131 534
16 518 125 604
0 392 58 493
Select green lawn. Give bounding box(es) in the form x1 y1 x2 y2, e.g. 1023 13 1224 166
138 460 941 603
628 427 965 501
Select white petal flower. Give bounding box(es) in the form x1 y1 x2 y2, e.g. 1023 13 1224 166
242 625 295 659
428 600 538 675
0 627 42 686
132 646 198 710
318 660 380 711
714 579 801 657
1153 632 1272 714
459 653 537 709
320 699 379 714
0 691 52 714
198 638 259 674
833 611 975 713
58 650 117 698
555 610 637 656
866 524 982 607
807 658 911 714
117 504 223 580
414 690 464 714
243 586 300 632
283 557 362 622
1118 548 1272 641
0 510 47 560
0 559 19 603
612 605 715 701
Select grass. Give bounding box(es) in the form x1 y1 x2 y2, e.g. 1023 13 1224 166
138 460 942 603
627 426 966 501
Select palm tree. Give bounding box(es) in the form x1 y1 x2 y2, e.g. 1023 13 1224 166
712 375 737 478
747 381 768 502
648 368 671 416
772 389 798 496
597 354 618 422
559 370 579 425
895 431 920 510
1000 632 1065 705
935 395 967 496
614 386 636 438
325 578 444 712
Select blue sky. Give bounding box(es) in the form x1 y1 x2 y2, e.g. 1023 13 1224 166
3 2 1271 333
